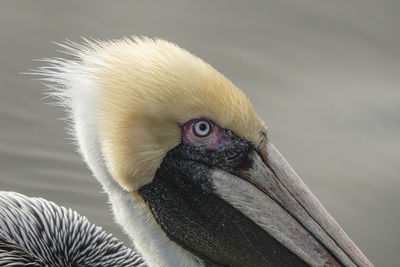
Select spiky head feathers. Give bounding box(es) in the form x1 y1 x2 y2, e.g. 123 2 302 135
42 37 265 191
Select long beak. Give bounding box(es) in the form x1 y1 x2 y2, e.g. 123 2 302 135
209 137 373 267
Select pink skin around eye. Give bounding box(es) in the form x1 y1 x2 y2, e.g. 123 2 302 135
180 118 226 150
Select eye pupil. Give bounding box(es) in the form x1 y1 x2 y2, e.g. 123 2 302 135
193 120 211 137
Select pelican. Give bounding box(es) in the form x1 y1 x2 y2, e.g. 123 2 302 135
0 37 372 266
0 192 145 266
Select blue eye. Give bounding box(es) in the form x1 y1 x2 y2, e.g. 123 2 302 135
193 120 211 137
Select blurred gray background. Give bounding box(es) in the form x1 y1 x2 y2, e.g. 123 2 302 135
0 1 399 266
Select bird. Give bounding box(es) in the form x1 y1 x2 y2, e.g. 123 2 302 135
0 191 146 266
0 37 373 267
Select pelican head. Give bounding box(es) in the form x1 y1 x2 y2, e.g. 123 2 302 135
40 37 372 267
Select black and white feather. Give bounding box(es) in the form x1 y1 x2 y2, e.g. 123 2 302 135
0 191 146 267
